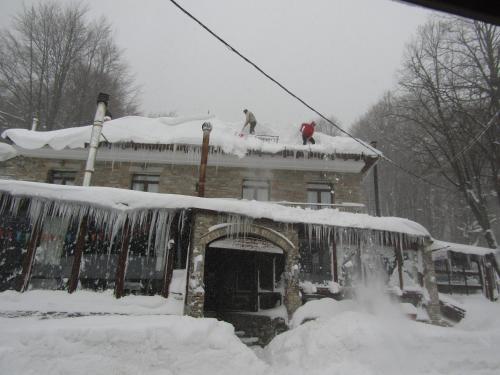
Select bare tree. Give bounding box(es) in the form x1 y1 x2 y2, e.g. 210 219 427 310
0 1 139 132
313 115 344 137
352 93 478 244
395 17 499 248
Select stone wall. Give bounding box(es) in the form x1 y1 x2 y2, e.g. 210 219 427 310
184 211 301 319
422 242 442 323
0 156 363 204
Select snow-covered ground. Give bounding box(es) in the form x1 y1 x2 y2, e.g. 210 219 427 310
1 291 499 374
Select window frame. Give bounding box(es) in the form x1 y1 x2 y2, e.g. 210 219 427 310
47 170 77 186
241 179 270 201
306 182 334 207
130 174 160 193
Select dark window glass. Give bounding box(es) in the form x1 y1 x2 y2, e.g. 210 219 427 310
131 174 160 193
242 179 269 201
48 170 77 185
306 183 333 208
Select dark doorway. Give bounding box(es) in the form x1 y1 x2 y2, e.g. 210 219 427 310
204 240 285 317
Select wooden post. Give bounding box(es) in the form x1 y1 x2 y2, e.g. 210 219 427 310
114 218 131 298
476 259 487 298
67 215 88 293
161 246 175 298
445 259 452 294
331 240 338 283
485 256 495 301
253 255 259 312
198 122 212 197
17 218 43 292
370 141 381 217
463 266 469 295
395 245 404 290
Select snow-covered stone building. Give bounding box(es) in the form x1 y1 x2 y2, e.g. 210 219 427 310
0 115 441 343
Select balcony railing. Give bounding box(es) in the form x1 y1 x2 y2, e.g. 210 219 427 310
274 201 366 213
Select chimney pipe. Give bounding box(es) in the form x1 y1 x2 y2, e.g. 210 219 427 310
370 141 381 217
83 93 109 187
198 122 212 197
31 116 38 131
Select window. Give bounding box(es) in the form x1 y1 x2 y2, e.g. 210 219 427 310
131 174 160 193
242 179 269 201
48 170 76 185
307 183 333 208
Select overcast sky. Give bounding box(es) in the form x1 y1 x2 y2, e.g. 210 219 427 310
0 0 437 129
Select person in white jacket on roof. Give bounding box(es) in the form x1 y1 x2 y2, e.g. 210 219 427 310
241 109 257 134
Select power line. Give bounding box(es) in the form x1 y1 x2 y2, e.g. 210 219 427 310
423 109 500 178
168 0 454 192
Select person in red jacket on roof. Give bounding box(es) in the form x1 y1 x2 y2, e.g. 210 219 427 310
300 121 316 145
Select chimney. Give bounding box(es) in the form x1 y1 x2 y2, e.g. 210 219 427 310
82 93 109 187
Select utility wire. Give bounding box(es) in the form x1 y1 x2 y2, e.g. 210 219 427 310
168 0 454 191
423 110 500 178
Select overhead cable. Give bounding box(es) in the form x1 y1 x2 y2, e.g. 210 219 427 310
168 0 455 191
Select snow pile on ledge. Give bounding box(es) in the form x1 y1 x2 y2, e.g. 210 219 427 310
0 289 184 316
0 315 266 375
431 239 497 259
0 142 17 161
1 115 379 157
0 179 430 238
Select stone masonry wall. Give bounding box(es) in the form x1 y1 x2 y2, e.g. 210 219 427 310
184 211 301 319
422 243 442 324
0 156 364 204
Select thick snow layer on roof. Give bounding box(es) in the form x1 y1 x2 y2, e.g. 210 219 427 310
1 115 379 158
431 239 497 259
0 179 429 237
0 142 17 161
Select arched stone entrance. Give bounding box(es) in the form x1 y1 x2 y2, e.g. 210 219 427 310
184 221 301 319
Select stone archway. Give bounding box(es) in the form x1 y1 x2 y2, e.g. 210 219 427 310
184 221 301 319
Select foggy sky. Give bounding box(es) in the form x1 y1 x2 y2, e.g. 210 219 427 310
0 0 436 129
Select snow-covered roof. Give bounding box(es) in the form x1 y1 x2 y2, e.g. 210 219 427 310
431 239 497 259
0 179 428 238
0 142 17 161
1 115 379 158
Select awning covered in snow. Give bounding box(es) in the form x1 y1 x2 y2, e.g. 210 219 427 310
431 239 497 260
0 179 430 239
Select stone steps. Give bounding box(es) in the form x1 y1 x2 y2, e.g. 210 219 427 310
235 330 261 346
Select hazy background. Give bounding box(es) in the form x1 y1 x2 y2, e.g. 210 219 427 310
0 0 436 128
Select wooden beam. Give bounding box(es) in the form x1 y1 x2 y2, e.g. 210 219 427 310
331 240 338 283
17 218 42 292
67 215 88 293
114 218 131 299
395 245 404 290
161 246 175 298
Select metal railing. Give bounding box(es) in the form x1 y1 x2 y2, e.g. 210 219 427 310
274 201 366 213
